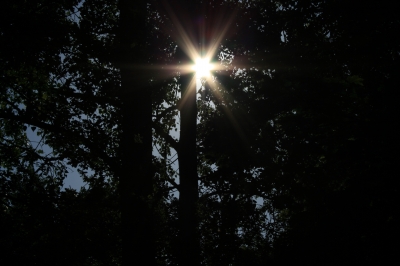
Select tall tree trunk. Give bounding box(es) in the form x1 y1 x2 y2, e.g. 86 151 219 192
174 1 202 264
117 0 155 265
177 69 199 265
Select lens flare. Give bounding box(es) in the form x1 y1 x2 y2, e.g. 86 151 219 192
192 58 213 78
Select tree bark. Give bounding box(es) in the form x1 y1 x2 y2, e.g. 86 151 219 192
177 69 200 266
117 0 155 265
173 1 202 264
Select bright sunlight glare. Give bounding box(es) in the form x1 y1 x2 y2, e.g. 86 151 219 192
192 58 213 78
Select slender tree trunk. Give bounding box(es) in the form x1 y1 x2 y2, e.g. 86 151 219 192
177 69 200 266
174 1 202 264
117 0 155 265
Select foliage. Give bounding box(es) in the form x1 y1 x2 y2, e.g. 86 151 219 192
1 0 399 265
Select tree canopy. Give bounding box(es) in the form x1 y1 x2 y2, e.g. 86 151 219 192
1 0 399 265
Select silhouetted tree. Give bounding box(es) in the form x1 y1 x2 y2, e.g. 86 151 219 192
1 1 399 265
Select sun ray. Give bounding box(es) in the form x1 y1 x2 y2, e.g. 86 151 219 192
192 58 213 78
178 75 198 109
160 1 200 62
159 0 241 77
206 77 249 146
203 10 239 62
151 1 250 146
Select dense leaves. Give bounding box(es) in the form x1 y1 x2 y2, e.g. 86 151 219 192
1 0 399 265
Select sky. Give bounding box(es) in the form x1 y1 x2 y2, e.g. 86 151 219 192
26 127 86 190
24 80 203 192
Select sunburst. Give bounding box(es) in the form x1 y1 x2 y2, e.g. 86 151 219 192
192 57 213 78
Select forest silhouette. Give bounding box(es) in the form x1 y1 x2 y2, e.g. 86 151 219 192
1 0 399 265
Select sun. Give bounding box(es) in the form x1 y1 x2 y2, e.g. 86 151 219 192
192 58 213 78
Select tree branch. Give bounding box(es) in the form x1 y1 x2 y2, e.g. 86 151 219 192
0 112 118 171
152 121 180 152
153 105 177 121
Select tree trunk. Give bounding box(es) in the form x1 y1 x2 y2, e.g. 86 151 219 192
177 69 200 265
174 0 202 264
117 0 155 265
